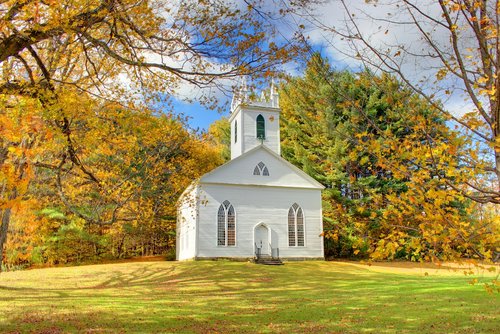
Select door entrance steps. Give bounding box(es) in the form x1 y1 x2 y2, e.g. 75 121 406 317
254 255 284 265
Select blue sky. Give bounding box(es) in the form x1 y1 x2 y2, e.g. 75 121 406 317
158 0 474 133
170 98 230 132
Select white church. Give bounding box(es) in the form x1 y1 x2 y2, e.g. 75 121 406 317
176 83 325 261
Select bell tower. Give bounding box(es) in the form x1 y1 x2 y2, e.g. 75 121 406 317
229 80 281 160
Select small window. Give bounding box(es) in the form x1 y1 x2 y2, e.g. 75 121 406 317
288 203 305 246
253 161 269 176
234 120 237 143
256 114 265 139
217 200 236 246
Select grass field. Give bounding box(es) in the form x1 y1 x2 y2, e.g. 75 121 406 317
0 260 498 333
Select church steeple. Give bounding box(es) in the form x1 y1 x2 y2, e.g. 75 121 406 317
229 81 281 160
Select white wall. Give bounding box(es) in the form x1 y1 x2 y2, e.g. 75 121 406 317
202 148 322 189
196 184 323 259
242 107 280 156
176 185 198 260
230 110 243 160
230 105 280 159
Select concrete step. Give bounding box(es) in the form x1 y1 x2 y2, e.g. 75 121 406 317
255 258 284 265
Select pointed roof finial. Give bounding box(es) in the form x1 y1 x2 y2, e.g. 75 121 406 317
270 78 279 108
239 76 249 105
231 76 250 113
230 91 237 113
260 90 266 102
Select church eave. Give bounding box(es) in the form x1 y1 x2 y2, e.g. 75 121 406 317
198 145 325 190
198 180 323 190
176 179 200 204
229 104 281 121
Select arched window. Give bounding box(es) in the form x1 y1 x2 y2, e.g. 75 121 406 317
256 114 265 139
234 120 237 143
253 161 270 176
217 200 236 246
288 203 305 246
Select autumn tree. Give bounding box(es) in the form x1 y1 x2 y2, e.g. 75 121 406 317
280 54 498 262
206 117 231 162
4 98 224 267
0 0 302 268
292 0 499 204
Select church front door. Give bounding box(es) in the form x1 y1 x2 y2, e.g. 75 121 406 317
254 224 270 256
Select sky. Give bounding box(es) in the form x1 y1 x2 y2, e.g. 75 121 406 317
171 98 230 132
164 0 482 131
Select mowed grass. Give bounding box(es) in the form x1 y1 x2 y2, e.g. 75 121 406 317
0 260 498 333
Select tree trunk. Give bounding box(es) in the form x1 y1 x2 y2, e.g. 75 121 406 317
0 208 12 272
0 140 32 272
495 150 500 192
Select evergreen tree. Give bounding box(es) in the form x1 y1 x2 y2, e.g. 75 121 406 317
280 54 496 261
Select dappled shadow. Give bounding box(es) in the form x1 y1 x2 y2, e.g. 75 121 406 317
88 265 178 290
0 261 497 333
0 285 37 291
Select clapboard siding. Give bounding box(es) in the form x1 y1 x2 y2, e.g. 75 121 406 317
201 147 323 189
242 108 280 156
195 184 323 259
176 186 198 260
230 111 243 159
230 103 281 159
177 93 324 261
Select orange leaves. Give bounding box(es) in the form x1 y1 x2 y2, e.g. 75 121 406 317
449 3 463 12
280 54 500 264
477 76 490 85
323 229 338 242
0 79 230 265
436 68 448 81
354 110 494 263
493 137 500 153
479 86 497 98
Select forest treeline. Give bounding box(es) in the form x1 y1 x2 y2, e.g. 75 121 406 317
2 55 499 269
279 56 498 261
0 0 300 270
2 0 499 272
212 55 499 263
2 93 224 269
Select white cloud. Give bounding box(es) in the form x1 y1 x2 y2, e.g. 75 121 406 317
286 0 486 123
108 1 488 129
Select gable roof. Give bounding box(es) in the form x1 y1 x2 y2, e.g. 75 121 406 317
200 144 325 189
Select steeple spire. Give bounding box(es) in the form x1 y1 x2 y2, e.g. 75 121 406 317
229 80 281 159
231 77 250 113
231 78 279 113
270 79 279 108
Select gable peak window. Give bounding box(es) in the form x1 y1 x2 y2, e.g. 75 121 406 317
288 203 304 247
256 114 265 139
253 161 269 176
217 200 235 246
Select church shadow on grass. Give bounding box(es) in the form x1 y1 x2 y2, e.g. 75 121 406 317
0 261 497 333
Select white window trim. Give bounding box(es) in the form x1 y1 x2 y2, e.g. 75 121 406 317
287 204 306 247
216 201 237 247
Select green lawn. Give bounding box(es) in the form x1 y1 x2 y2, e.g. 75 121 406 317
0 260 498 333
